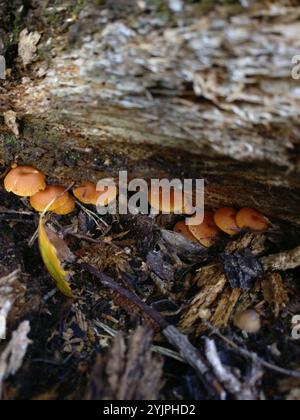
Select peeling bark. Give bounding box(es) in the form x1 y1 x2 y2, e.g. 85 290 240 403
1 1 300 227
86 326 164 400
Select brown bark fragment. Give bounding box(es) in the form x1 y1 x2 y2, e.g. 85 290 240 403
86 326 164 400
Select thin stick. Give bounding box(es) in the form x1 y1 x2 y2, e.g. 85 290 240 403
75 200 108 228
82 263 168 329
83 263 225 399
95 320 185 363
205 338 256 400
66 231 111 244
0 208 34 216
204 320 300 379
261 245 300 272
40 183 75 219
28 228 39 248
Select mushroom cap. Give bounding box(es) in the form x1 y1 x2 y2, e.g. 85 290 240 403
73 181 117 206
236 208 269 232
187 211 220 248
234 309 261 334
149 188 192 214
54 195 76 215
214 207 239 236
95 183 117 207
73 181 97 205
4 165 46 197
30 186 70 212
174 220 197 242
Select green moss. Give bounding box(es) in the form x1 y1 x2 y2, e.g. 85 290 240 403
70 0 88 16
143 0 173 23
185 0 246 15
36 45 52 66
145 0 170 11
3 135 20 163
4 135 18 147
40 0 90 38
22 118 62 146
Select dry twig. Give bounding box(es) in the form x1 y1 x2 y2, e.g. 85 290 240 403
204 320 300 379
261 246 300 272
83 263 225 399
205 338 257 400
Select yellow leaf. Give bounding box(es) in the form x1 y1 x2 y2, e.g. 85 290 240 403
38 217 73 298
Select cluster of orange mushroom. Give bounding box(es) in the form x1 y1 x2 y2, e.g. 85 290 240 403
3 166 269 249
3 165 116 214
174 207 269 248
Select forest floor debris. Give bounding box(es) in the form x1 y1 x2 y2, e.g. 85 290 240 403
1 0 300 402
0 321 31 398
0 190 299 400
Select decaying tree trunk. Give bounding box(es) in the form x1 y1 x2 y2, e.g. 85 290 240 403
1 0 300 227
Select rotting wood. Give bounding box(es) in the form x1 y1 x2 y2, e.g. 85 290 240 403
1 2 300 230
86 326 164 401
1 0 300 401
83 262 225 399
12 3 300 168
261 273 289 318
261 245 300 272
0 321 31 399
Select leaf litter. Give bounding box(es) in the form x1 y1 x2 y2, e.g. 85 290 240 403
0 166 299 400
2 1 300 400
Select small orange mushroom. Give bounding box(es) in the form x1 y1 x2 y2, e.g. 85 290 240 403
73 181 117 206
236 208 268 232
4 165 46 197
54 195 76 215
95 183 118 207
187 211 221 248
174 220 197 242
214 207 239 236
149 188 192 214
30 186 72 214
73 181 97 205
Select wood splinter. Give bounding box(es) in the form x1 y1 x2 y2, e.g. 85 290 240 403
82 263 226 400
261 245 300 272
